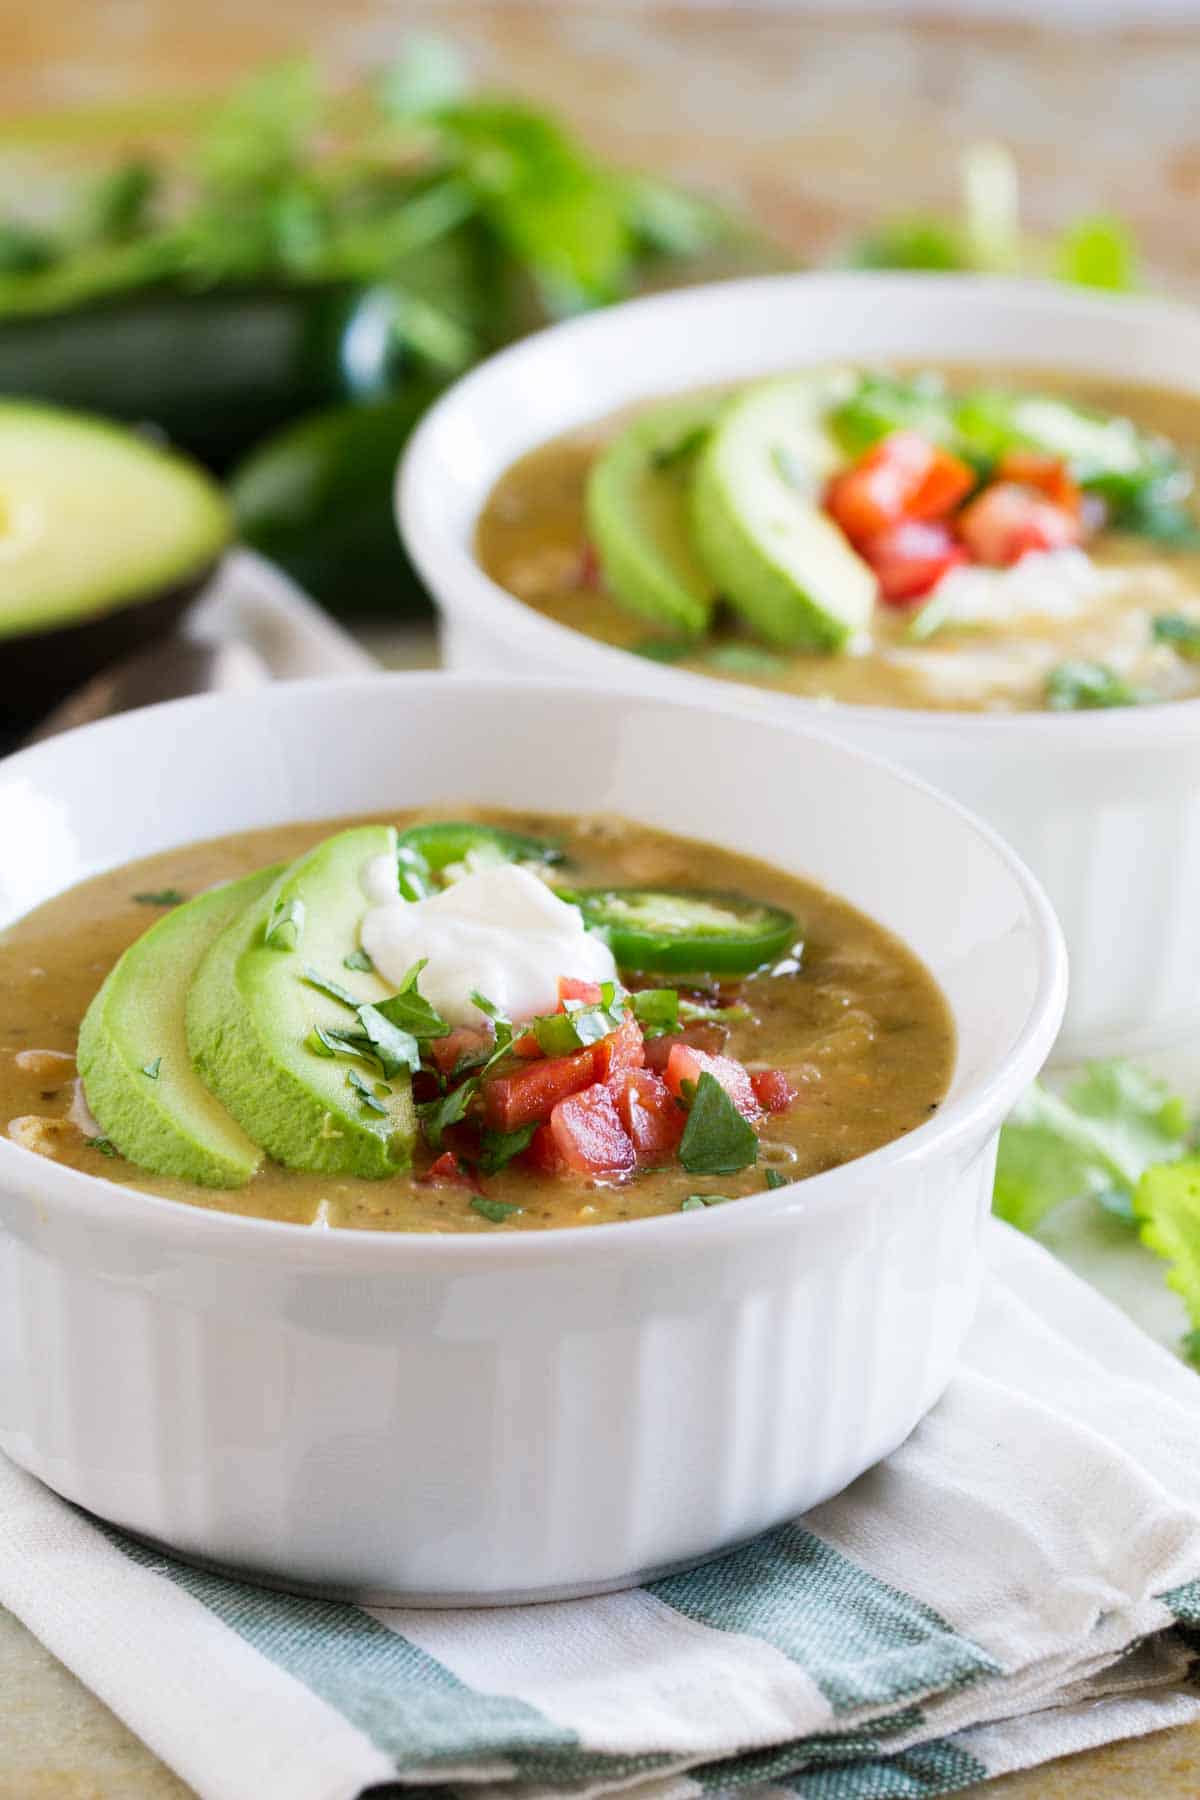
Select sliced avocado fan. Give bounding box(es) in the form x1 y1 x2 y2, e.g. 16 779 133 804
585 394 723 635
0 401 229 641
77 868 279 1189
691 370 876 651
186 825 417 1178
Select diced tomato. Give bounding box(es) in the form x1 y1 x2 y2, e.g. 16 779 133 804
644 1022 728 1073
523 1122 564 1175
591 1016 645 1086
616 1068 685 1163
860 520 967 604
957 482 1082 567
751 1068 798 1114
826 432 974 545
421 1151 478 1189
996 451 1081 516
511 1030 542 1058
428 1027 491 1078
664 1044 762 1121
559 976 603 1007
482 1046 597 1132
549 1083 636 1178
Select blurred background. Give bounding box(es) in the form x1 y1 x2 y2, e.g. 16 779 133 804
3 0 1200 709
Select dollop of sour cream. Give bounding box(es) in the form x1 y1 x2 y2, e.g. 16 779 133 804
359 858 617 1028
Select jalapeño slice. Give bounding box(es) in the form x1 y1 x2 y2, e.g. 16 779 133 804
570 886 797 976
395 821 565 885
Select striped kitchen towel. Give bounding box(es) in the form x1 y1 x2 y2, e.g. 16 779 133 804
3 1219 1200 1800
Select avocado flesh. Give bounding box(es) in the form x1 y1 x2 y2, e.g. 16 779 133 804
77 869 278 1189
186 826 417 1177
0 401 230 640
586 395 723 635
691 370 876 651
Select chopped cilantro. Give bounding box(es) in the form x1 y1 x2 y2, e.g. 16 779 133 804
343 947 375 973
1045 661 1141 712
702 645 789 679
140 1057 161 1080
132 888 185 907
764 1168 788 1190
632 637 697 664
681 1192 732 1210
1135 1159 1200 1353
307 1029 336 1058
347 1067 389 1115
470 1196 523 1224
1152 614 1200 660
631 988 678 1035
355 1004 421 1079
302 965 362 1008
479 1124 537 1173
85 1136 117 1156
678 1072 758 1175
264 895 305 949
419 1077 479 1149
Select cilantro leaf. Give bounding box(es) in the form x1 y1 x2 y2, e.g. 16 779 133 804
681 1192 732 1211
418 1077 479 1150
470 1196 523 1224
765 1168 788 1191
479 1124 537 1174
374 986 450 1041
678 1072 758 1175
355 1004 421 1080
1045 662 1141 712
133 887 185 907
85 1135 117 1157
1153 614 1200 660
347 1067 389 1115
264 895 305 949
994 1061 1191 1234
343 947 375 973
302 965 361 1008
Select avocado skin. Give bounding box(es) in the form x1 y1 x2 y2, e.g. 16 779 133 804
78 868 278 1189
186 826 417 1178
1 565 213 738
585 395 721 635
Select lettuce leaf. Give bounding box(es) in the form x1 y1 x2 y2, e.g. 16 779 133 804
1135 1160 1200 1339
993 1061 1190 1233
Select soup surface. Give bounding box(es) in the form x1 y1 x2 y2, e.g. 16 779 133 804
477 367 1200 713
0 809 952 1232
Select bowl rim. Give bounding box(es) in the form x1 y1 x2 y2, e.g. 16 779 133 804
0 671 1066 1268
398 269 1200 748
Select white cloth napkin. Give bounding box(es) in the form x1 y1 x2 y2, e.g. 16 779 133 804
2 1220 1199 1800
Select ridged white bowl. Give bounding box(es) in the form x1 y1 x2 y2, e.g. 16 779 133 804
0 676 1064 1601
399 273 1200 1062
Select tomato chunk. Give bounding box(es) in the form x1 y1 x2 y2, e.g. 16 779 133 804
421 1150 477 1189
860 521 967 604
664 1044 762 1120
559 976 603 1007
428 1027 491 1079
616 1068 684 1163
826 432 973 545
523 1122 564 1175
957 482 1082 566
996 451 1081 515
592 1016 645 1086
644 1022 728 1072
482 1047 596 1131
549 1083 636 1178
751 1068 798 1114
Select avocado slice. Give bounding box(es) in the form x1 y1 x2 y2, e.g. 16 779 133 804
691 371 876 651
586 395 723 634
77 868 278 1189
0 401 230 731
186 826 417 1177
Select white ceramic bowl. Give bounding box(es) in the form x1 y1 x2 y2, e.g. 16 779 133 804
400 273 1200 1063
0 675 1063 1602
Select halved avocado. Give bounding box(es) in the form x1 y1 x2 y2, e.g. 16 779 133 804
0 402 230 732
77 868 280 1189
186 825 417 1178
586 395 723 635
691 371 876 651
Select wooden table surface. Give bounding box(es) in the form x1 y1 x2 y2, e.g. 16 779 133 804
5 5 1200 1795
